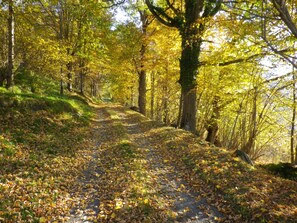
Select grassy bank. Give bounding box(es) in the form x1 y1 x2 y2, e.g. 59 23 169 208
0 89 95 222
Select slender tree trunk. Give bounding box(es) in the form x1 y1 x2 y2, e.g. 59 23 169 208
67 62 72 91
295 139 297 164
79 37 86 95
58 0 64 95
242 88 258 155
130 86 134 106
150 72 155 119
291 72 296 164
60 77 64 95
177 93 183 128
65 10 72 92
6 0 14 88
80 69 84 95
206 96 220 144
91 80 97 97
156 95 162 122
163 86 170 124
228 102 243 148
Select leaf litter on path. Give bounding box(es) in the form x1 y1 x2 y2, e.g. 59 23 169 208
66 104 224 222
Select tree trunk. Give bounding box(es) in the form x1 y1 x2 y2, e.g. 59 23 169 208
145 0 221 133
228 101 243 148
138 10 149 116
150 72 155 119
0 66 6 87
67 62 72 91
80 70 84 95
138 68 146 115
242 88 258 155
58 0 64 95
163 86 169 124
179 30 202 132
92 80 97 97
180 87 197 132
6 0 14 88
156 95 162 122
60 78 64 95
177 93 183 128
291 71 296 164
206 96 220 144
130 86 134 106
295 141 297 164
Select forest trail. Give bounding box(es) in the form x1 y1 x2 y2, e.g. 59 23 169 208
67 104 223 223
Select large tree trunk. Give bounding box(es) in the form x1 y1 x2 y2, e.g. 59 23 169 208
138 10 149 116
138 68 146 115
6 0 14 88
179 29 202 132
145 0 221 133
180 87 197 132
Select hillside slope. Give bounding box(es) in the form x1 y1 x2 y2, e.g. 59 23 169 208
0 91 95 222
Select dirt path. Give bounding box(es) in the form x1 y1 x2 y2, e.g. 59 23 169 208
66 104 223 222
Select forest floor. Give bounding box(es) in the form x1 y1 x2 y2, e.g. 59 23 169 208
0 94 296 222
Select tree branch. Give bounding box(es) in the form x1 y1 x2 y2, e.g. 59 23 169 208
145 0 180 28
270 0 297 38
165 0 180 16
203 0 223 17
200 48 292 67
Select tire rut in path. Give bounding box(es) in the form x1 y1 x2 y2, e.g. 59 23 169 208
67 106 114 223
67 105 223 222
116 107 223 222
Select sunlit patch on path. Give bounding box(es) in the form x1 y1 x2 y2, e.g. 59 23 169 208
66 104 224 222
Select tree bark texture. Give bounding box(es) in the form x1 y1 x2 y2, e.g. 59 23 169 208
291 72 296 164
206 96 220 144
179 27 202 132
138 10 149 116
271 0 297 38
242 88 258 155
66 62 72 92
150 72 155 119
6 0 14 88
138 67 146 115
60 78 64 95
180 87 197 131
